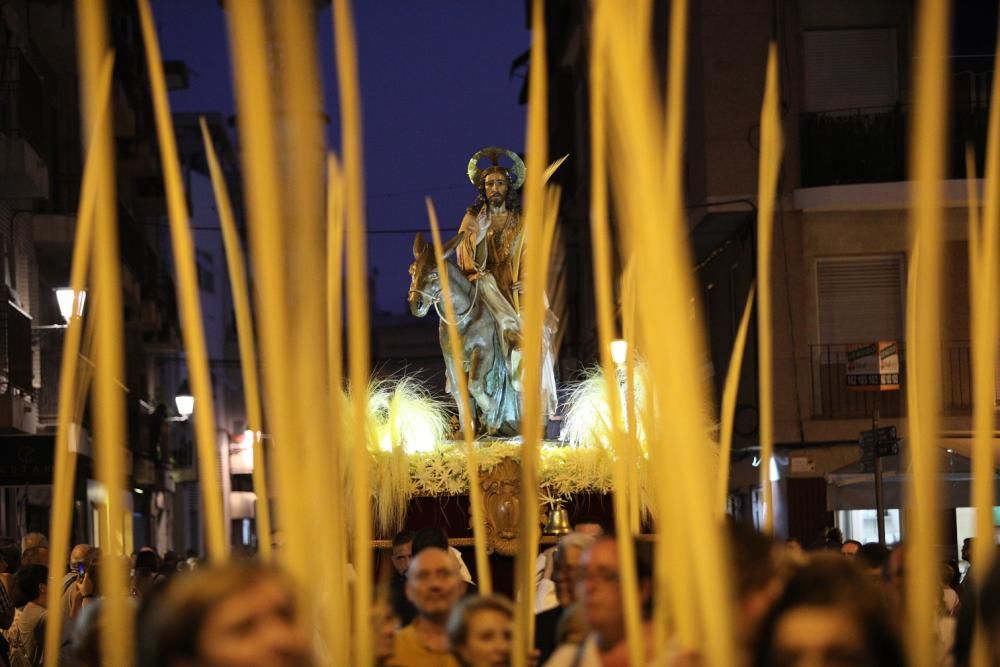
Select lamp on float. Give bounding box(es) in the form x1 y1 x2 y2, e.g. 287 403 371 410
610 339 628 367
174 380 194 420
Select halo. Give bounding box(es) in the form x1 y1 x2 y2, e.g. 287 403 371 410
466 147 526 190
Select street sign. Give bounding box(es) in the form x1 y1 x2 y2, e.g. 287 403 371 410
859 425 897 446
859 426 900 460
846 341 901 391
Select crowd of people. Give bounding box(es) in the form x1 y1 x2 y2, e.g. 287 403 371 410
0 524 994 666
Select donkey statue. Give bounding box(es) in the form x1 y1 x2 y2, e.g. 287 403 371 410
407 232 520 436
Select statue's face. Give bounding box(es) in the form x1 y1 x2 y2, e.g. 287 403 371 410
483 170 509 208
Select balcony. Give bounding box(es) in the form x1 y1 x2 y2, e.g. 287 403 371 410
800 73 991 188
810 342 991 419
0 49 50 199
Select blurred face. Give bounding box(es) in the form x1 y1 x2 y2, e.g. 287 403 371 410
372 600 398 661
841 542 860 557
196 576 310 667
575 540 623 637
772 606 866 667
555 545 583 606
406 548 467 621
574 523 603 538
456 609 512 667
392 542 413 575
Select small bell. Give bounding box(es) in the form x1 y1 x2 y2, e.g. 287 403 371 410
544 503 572 536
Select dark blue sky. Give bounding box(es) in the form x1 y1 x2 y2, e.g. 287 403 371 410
153 0 530 314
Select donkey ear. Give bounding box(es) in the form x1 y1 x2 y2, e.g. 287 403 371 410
413 232 426 258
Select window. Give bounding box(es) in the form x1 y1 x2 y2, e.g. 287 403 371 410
816 255 904 344
803 29 899 113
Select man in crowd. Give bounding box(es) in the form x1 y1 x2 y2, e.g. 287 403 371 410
545 537 656 666
535 532 595 663
20 546 48 568
841 539 861 557
387 546 467 667
20 533 47 556
535 517 603 612
389 530 417 625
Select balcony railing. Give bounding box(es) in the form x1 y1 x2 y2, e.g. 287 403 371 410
800 72 992 187
810 341 991 419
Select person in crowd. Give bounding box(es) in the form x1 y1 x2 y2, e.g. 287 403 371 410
855 543 889 580
544 537 658 667
6 564 48 666
886 543 956 665
374 593 400 667
536 532 597 614
387 546 467 667
132 549 165 602
754 554 904 667
941 561 961 618
535 518 603 608
390 530 417 625
535 532 595 663
446 594 514 667
960 538 973 584
953 548 1000 666
727 520 785 664
63 545 95 598
0 538 19 632
784 538 803 556
841 540 861 557
19 535 46 557
19 548 48 569
160 551 180 578
139 561 311 667
412 528 475 587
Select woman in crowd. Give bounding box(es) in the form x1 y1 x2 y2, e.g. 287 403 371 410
446 594 514 667
139 561 311 667
754 554 904 667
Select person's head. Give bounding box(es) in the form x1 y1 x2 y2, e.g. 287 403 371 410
962 537 973 563
142 562 310 667
571 516 604 538
13 564 48 608
446 594 513 667
553 532 596 607
954 553 1000 666
754 555 903 667
575 537 654 642
70 544 96 573
841 540 861 557
411 527 449 557
21 545 49 567
727 520 782 646
135 549 160 574
405 546 467 624
79 561 101 598
21 532 48 554
391 530 415 575
855 543 889 580
372 592 399 664
0 537 20 574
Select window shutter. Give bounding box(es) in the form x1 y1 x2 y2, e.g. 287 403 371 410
816 255 904 344
803 29 899 113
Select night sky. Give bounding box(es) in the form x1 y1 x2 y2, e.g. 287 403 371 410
153 0 530 314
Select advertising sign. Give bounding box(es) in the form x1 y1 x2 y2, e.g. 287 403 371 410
846 341 900 391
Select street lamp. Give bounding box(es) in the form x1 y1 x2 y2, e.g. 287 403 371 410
174 380 194 419
55 288 86 322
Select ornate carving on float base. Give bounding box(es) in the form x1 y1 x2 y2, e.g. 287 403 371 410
479 456 541 557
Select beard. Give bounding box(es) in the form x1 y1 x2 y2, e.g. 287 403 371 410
488 193 505 208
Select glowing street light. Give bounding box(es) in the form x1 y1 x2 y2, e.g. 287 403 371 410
610 339 628 367
55 288 86 323
175 380 194 419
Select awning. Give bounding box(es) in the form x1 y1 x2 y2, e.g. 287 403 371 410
824 449 1000 511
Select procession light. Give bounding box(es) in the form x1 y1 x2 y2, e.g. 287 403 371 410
610 339 628 367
